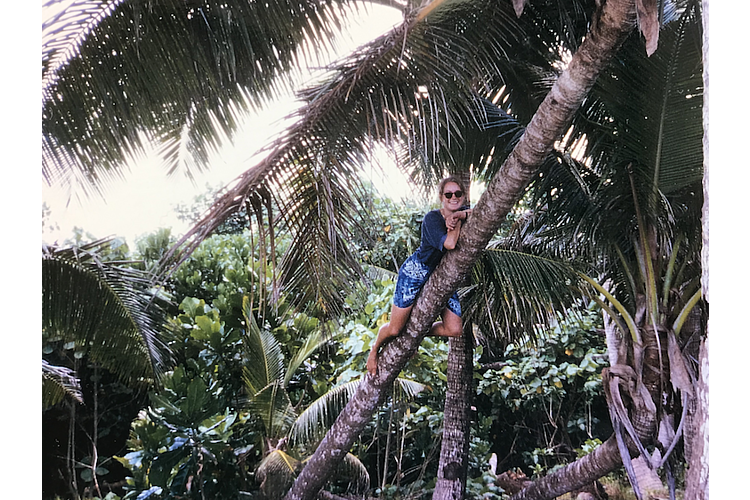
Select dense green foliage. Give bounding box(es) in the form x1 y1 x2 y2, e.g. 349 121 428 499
476 305 610 476
43 192 614 500
42 1 706 498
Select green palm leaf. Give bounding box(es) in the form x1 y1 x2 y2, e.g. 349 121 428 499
327 452 370 493
240 295 299 438
160 0 589 313
289 377 428 447
248 381 298 440
241 296 286 394
256 448 369 499
462 246 587 346
256 449 303 500
42 360 84 409
43 0 368 187
42 238 172 384
284 328 329 387
568 2 703 195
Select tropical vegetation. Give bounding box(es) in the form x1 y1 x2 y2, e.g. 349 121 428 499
44 198 615 499
42 0 708 499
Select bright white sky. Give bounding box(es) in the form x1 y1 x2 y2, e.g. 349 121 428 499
41 3 412 246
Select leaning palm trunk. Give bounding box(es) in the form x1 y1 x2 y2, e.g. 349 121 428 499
433 328 474 500
509 436 625 500
284 2 637 499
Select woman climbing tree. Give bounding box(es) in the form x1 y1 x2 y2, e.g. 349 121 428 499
366 176 472 376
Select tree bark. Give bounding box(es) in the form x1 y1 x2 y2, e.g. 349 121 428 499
433 328 474 500
684 336 708 500
284 2 636 499
684 1 709 497
509 435 626 500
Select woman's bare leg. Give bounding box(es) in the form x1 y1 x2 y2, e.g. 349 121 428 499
367 304 412 376
429 308 463 338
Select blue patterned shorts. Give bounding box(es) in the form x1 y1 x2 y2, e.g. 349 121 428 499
393 255 461 317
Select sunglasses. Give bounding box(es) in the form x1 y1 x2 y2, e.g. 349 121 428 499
443 190 463 199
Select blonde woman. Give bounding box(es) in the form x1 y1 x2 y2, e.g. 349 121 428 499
367 177 471 376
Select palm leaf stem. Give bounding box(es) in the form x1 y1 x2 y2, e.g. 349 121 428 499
42 360 84 408
672 288 701 336
579 272 640 343
661 232 683 308
590 296 630 346
628 166 659 324
615 244 638 301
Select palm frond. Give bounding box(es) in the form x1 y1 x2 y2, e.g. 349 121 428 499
274 162 375 316
567 1 703 194
241 296 286 394
328 452 370 493
284 328 330 387
42 359 84 409
241 295 300 437
42 238 172 383
158 0 572 313
289 379 360 447
289 377 428 447
462 246 588 346
256 449 302 500
247 381 298 440
43 0 372 187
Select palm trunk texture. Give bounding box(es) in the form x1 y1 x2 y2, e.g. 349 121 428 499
509 436 627 500
683 1 709 496
433 330 474 500
284 2 637 499
684 336 708 499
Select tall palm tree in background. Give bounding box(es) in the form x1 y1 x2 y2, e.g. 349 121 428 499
42 0 708 499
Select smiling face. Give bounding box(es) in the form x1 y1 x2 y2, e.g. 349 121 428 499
441 181 464 212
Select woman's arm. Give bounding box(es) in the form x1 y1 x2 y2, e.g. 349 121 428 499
443 209 471 250
443 219 462 250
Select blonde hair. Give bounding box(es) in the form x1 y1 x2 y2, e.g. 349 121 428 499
437 176 467 200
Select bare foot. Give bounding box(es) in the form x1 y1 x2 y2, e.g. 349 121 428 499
366 350 378 376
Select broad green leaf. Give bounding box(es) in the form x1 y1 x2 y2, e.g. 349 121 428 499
183 377 208 419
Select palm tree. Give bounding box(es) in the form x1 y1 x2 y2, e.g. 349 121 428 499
283 1 644 498
491 4 705 499
42 237 172 402
42 0 407 191
43 0 703 498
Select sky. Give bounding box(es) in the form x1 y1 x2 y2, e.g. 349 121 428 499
4 2 749 497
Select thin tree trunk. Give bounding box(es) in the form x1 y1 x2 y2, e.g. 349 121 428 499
433 328 474 500
284 3 636 499
432 169 473 500
67 399 80 500
684 1 709 496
